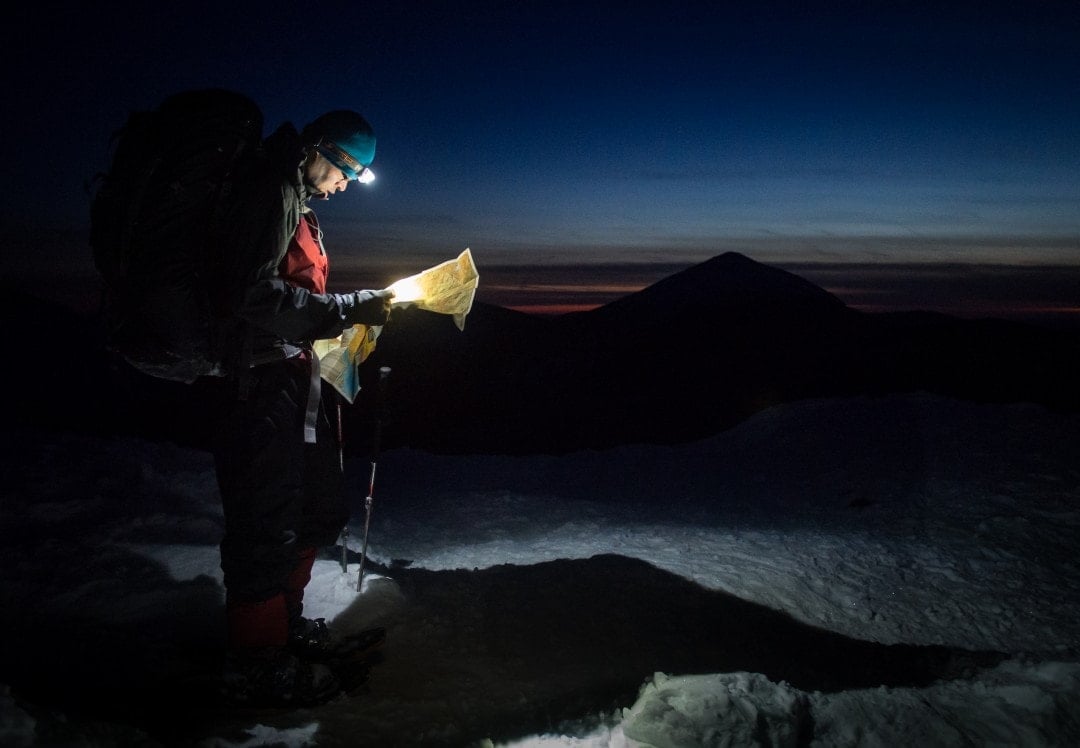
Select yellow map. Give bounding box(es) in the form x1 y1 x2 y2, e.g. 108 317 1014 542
315 248 478 402
387 247 479 330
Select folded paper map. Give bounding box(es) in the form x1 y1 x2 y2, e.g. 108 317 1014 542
313 323 381 403
387 247 479 330
315 248 478 402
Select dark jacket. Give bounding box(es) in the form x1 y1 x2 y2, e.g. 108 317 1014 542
214 123 385 372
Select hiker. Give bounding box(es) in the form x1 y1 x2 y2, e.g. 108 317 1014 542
210 109 393 706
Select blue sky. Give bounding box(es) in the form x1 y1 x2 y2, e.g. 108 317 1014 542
5 1 1079 320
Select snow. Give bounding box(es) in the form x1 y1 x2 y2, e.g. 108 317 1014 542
2 392 1079 746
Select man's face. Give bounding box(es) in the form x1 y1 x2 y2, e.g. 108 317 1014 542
304 151 351 198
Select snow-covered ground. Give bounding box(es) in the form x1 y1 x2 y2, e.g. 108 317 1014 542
2 392 1079 746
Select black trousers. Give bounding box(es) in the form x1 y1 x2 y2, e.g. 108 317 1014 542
212 356 347 602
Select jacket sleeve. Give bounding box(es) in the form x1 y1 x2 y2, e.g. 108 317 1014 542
238 281 390 341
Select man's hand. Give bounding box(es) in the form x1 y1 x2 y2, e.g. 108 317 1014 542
347 288 395 326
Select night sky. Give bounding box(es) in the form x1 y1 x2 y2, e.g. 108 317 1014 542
5 1 1078 322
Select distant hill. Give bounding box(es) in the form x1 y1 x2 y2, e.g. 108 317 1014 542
355 252 1080 454
6 253 1079 455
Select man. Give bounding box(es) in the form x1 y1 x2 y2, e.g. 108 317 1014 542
211 109 393 706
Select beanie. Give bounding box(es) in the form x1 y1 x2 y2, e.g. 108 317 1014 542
303 110 376 181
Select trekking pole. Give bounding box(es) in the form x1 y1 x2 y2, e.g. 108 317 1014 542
338 399 348 574
357 366 391 592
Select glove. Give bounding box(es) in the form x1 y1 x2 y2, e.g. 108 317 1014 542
344 288 394 326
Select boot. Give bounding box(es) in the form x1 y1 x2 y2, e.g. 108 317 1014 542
289 616 387 663
222 591 341 706
220 647 340 707
289 615 336 659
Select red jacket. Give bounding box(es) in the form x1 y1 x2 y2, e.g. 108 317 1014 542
279 211 328 294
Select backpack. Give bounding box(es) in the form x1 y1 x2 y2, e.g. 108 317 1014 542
90 89 265 383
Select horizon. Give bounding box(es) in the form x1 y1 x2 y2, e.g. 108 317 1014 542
24 226 1080 330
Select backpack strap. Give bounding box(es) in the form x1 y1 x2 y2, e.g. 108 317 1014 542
303 347 321 445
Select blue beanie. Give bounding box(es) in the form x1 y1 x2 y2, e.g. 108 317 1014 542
303 110 376 180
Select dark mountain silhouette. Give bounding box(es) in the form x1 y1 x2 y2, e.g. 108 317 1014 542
592 251 846 318
354 252 1080 454
7 252 1079 455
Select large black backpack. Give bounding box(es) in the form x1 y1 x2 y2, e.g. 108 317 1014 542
90 89 264 383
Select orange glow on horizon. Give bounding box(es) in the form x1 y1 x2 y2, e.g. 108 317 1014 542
504 303 603 316
482 283 647 295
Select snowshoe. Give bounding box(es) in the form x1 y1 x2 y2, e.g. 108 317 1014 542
219 647 341 708
289 617 386 664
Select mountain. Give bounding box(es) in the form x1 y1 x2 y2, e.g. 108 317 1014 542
7 253 1079 456
589 251 845 319
354 252 1080 455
